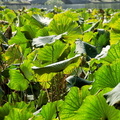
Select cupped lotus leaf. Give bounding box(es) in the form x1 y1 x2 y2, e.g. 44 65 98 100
61 86 90 119
32 14 52 26
101 41 120 63
24 14 51 28
104 83 120 106
4 108 33 120
77 94 120 120
91 60 120 94
32 55 80 75
66 75 92 88
7 69 29 91
95 45 110 60
32 33 67 47
36 40 68 66
75 40 97 58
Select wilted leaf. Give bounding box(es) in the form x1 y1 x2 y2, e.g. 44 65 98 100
4 26 12 39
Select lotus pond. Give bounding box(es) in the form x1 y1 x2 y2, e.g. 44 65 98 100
1 6 120 120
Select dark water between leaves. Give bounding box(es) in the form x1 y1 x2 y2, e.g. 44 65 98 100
5 3 120 10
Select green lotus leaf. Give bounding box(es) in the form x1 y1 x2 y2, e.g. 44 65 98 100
84 21 100 33
20 25 37 39
48 11 81 43
91 60 120 94
38 102 57 120
17 15 25 27
96 29 110 53
0 101 35 120
32 55 80 75
35 27 49 37
4 108 33 120
8 30 28 52
7 69 29 91
77 94 120 120
110 30 120 45
0 102 13 120
3 44 22 65
110 18 120 32
3 9 16 23
31 116 44 120
36 40 68 66
20 60 33 81
61 86 90 119
49 12 79 34
61 10 79 21
101 41 120 63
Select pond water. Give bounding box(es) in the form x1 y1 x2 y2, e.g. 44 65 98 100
5 2 120 10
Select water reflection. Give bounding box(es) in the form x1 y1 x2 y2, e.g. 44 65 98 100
5 3 120 10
